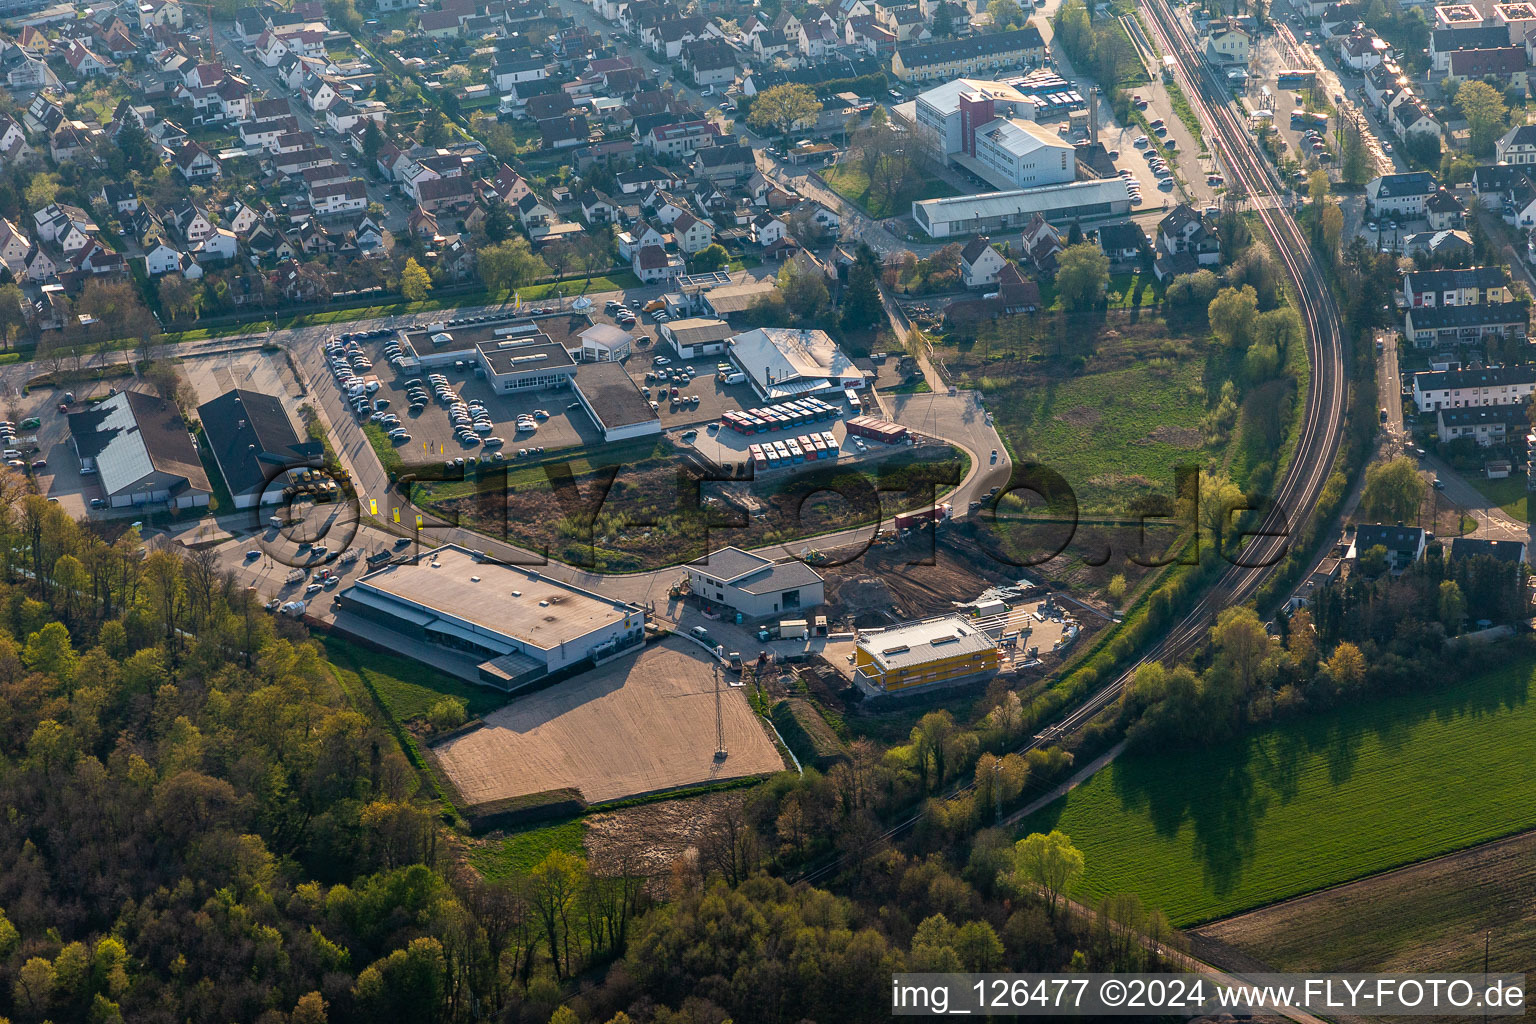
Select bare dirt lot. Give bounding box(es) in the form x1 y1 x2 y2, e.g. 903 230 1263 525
432 638 786 807
1191 828 1536 981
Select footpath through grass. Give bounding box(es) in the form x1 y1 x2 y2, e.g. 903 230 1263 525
1019 652 1536 925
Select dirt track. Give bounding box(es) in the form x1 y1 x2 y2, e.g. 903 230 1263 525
433 638 785 807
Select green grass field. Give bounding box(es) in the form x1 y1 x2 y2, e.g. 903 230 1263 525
320 635 506 723
982 359 1210 514
469 818 589 879
821 162 957 219
1019 654 1536 925
1470 474 1529 523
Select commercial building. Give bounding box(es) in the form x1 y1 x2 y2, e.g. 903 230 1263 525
969 116 1074 191
687 546 825 619
728 327 865 400
890 26 1046 82
912 178 1131 238
1411 364 1536 412
853 614 999 691
570 361 661 441
69 390 211 509
400 317 582 393
659 316 733 358
910 77 1077 186
197 388 321 509
338 544 647 690
575 323 632 362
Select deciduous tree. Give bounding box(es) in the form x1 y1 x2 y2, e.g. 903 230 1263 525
1054 242 1109 311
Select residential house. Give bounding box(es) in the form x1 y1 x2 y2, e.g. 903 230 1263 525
309 178 368 217
99 185 140 220
0 115 31 166
1430 24 1510 71
1425 188 1465 229
172 141 220 181
167 200 213 245
644 120 722 157
670 211 715 253
1446 46 1529 91
1401 266 1510 307
959 236 1007 288
1404 301 1529 347
1436 403 1530 445
632 242 682 282
695 142 756 183
752 211 788 247
516 192 555 231
0 217 31 275
1411 364 1536 412
1020 211 1064 273
65 39 114 76
579 188 619 225
890 26 1045 81
685 41 737 87
1391 99 1442 138
1205 18 1251 64
1096 221 1145 263
1348 524 1426 571
144 241 186 275
1366 171 1436 217
415 176 474 215
33 203 95 251
1497 123 1536 164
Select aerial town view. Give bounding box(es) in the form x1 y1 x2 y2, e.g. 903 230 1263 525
0 0 1533 1014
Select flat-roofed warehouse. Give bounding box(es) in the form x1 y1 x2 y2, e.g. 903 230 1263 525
338 545 646 690
69 390 212 510
197 388 321 509
854 614 999 691
687 545 825 619
570 361 661 442
912 178 1132 238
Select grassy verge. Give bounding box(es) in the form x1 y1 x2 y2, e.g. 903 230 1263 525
1468 473 1529 523
1165 79 1206 153
363 422 405 477
1018 650 1536 925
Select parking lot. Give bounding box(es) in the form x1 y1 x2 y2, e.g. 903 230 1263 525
624 347 762 431
327 319 605 466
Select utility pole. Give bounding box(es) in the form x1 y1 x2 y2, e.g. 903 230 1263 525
713 662 728 761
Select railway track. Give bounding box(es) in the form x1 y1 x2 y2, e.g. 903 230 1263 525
796 3 1349 884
